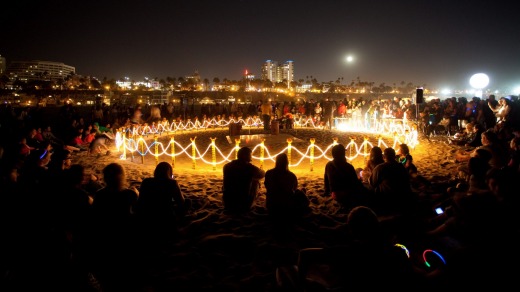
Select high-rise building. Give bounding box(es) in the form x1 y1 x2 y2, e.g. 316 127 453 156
281 60 294 86
261 60 278 82
261 60 294 87
0 55 6 75
6 60 75 82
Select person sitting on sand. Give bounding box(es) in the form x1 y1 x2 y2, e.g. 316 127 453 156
222 146 265 213
276 206 418 291
359 146 384 184
369 147 416 216
69 130 89 151
463 122 485 148
135 161 186 240
449 121 475 146
90 162 140 291
264 153 310 218
324 144 370 210
455 129 508 170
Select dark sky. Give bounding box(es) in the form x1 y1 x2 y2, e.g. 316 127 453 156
2 0 519 91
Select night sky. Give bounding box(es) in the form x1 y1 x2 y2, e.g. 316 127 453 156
2 0 519 91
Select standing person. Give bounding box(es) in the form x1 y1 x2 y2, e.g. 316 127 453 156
222 146 265 213
322 98 336 130
135 162 186 240
261 99 273 132
324 144 369 210
264 153 309 218
131 105 143 124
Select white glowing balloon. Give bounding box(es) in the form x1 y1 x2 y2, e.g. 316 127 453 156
469 73 489 89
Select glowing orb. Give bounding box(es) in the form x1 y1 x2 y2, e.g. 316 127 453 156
346 56 354 63
469 73 489 89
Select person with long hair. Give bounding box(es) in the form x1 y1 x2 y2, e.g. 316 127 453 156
135 161 186 240
264 153 309 218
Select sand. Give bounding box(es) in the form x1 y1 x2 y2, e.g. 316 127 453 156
73 127 461 291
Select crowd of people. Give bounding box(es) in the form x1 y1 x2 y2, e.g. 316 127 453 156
1 93 520 291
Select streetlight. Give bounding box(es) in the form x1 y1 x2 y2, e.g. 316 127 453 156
469 73 489 98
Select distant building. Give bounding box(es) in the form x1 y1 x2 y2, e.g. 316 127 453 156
261 60 278 82
0 55 6 75
261 60 294 87
6 60 75 82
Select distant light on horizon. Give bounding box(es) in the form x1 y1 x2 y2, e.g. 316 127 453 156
441 88 451 95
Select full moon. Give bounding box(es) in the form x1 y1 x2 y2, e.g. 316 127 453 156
346 56 353 63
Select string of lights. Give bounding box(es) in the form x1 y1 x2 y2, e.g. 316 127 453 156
114 116 419 170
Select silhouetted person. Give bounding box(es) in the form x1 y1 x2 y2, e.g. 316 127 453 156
135 161 186 241
223 146 265 214
264 153 309 218
325 144 369 210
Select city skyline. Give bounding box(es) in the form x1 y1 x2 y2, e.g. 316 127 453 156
2 0 519 93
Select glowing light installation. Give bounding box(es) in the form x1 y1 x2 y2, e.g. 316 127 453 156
114 115 418 171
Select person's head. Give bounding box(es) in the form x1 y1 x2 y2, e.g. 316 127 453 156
64 164 86 186
369 146 383 162
347 206 381 241
397 143 410 156
154 161 174 179
383 147 396 162
499 97 510 106
474 123 484 133
331 144 346 161
481 129 498 145
237 146 253 163
274 153 289 170
486 167 515 199
465 122 475 133
102 162 126 190
510 136 520 150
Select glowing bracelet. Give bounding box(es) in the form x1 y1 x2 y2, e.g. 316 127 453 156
394 243 410 258
39 149 48 160
423 249 446 268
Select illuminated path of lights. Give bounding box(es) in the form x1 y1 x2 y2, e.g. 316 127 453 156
114 116 419 171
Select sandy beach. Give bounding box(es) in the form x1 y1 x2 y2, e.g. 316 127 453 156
70 126 460 291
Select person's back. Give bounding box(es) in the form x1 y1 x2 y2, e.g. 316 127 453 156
264 153 309 217
287 206 417 291
325 144 369 209
92 163 138 230
90 163 141 291
369 147 414 215
223 147 265 213
135 162 185 235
